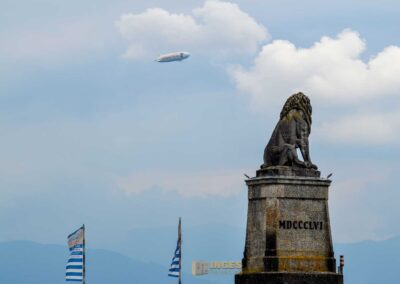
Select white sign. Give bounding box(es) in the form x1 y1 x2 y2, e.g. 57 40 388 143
192 261 209 275
192 261 241 275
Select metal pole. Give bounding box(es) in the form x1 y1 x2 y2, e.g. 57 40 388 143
83 224 86 284
179 217 182 284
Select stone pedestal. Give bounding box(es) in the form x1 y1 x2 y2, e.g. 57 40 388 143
235 167 343 284
235 272 342 284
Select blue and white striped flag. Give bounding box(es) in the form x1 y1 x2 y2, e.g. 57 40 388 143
168 218 181 280
66 225 85 282
168 240 181 277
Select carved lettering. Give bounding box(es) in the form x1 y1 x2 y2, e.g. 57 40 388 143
278 220 324 230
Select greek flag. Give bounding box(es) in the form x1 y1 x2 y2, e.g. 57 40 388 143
168 240 181 277
66 225 85 282
168 218 181 280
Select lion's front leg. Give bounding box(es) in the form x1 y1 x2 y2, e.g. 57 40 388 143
279 144 306 167
296 118 318 169
298 142 317 169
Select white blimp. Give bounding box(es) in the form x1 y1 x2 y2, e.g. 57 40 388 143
156 51 190 62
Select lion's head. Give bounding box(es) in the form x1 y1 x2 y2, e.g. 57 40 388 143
280 92 312 128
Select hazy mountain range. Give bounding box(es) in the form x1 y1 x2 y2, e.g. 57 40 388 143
0 224 399 284
0 240 212 284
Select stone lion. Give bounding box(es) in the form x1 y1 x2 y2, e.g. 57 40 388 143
262 92 318 169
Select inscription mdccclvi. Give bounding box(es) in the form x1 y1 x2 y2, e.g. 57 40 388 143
279 220 323 230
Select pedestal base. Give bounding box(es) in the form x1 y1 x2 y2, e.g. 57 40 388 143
235 272 343 284
242 175 336 273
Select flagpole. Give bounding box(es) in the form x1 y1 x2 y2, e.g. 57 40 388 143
179 217 182 284
83 224 86 284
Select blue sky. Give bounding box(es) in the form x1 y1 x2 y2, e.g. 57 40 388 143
0 0 400 254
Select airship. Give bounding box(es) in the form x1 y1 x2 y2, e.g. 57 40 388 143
156 52 190 62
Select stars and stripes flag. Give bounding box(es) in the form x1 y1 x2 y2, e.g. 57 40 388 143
66 225 86 283
168 218 182 283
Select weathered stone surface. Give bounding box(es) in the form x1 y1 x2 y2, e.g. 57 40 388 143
237 92 342 284
262 93 318 171
235 272 343 284
257 166 321 178
236 174 342 284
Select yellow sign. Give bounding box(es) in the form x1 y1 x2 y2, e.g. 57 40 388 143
192 261 241 275
209 261 241 269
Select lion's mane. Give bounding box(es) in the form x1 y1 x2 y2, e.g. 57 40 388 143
280 92 312 129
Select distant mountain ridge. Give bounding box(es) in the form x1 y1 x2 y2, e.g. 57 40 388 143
0 240 213 284
336 236 400 284
104 224 400 284
1 231 400 284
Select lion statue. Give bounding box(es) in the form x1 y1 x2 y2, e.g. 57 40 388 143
262 92 318 170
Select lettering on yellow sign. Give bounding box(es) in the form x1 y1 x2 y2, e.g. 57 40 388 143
209 261 241 269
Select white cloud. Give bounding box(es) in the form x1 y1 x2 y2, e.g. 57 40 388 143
230 29 400 145
231 29 400 108
116 0 268 59
115 169 248 197
315 111 400 145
